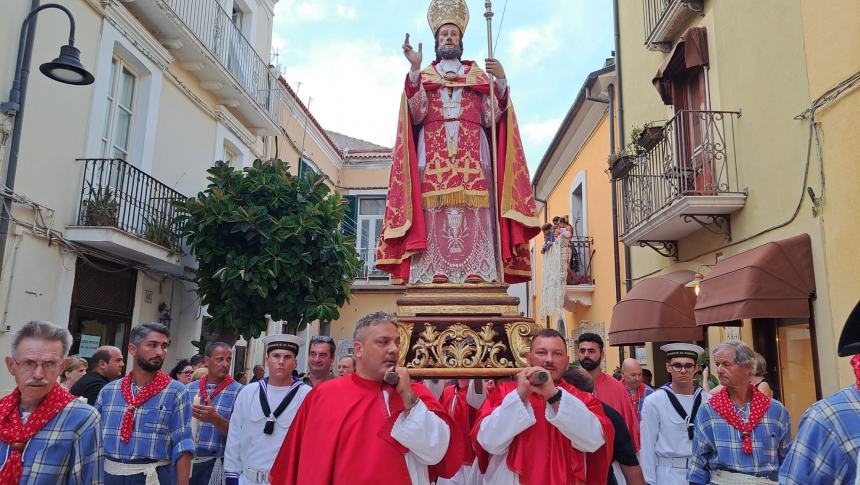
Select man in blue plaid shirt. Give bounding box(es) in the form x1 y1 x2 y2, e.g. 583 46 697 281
780 301 860 485
96 323 194 484
187 342 243 485
0 321 102 484
688 340 791 484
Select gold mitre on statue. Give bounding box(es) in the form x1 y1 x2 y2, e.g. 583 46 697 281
427 0 469 36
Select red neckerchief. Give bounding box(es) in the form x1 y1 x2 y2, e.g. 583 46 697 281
120 370 171 442
0 384 75 483
709 385 771 454
198 375 234 403
627 383 646 407
852 355 860 390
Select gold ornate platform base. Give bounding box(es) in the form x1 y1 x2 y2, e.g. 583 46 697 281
396 283 542 378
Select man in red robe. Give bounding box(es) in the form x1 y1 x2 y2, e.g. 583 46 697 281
376 0 539 285
438 379 487 484
472 328 614 485
269 312 462 484
577 332 641 452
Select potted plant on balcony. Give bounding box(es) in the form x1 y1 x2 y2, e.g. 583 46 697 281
607 147 637 180
144 217 180 254
632 122 665 151
81 185 119 227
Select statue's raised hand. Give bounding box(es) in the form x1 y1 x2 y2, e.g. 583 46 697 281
403 33 422 71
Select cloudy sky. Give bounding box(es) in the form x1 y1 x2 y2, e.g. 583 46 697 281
271 0 614 173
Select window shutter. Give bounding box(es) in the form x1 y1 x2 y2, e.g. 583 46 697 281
342 195 358 237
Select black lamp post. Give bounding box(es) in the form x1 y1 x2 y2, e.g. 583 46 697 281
0 2 94 273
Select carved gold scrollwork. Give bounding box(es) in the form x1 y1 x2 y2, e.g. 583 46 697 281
396 322 414 367
504 321 538 367
410 323 513 369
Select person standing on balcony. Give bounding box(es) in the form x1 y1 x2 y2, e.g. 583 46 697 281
376 0 540 285
0 322 103 483
687 340 791 485
187 342 242 485
578 333 641 452
96 322 194 484
621 358 653 421
302 336 337 388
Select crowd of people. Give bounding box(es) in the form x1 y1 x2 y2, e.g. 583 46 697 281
1 303 859 484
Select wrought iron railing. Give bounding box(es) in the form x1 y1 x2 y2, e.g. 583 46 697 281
568 236 594 285
619 110 741 235
164 0 283 125
76 159 186 251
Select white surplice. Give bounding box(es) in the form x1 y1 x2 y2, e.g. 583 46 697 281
476 388 605 485
386 391 452 484
639 386 711 485
437 380 489 485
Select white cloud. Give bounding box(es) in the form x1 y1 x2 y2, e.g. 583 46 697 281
336 4 358 20
506 21 562 70
520 118 563 145
295 2 326 21
280 40 407 149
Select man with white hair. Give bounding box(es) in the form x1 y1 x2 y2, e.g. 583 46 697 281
688 340 791 485
0 321 102 483
621 358 653 421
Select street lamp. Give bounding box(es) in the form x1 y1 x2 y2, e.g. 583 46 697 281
0 2 94 273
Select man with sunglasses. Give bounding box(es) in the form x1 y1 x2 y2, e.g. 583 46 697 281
303 336 336 388
639 343 709 485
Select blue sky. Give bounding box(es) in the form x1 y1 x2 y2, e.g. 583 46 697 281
271 0 615 174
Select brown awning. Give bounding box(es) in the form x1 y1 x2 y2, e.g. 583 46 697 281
652 27 709 105
609 270 703 345
694 234 816 326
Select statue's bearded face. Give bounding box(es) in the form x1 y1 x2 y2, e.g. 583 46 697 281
435 24 464 61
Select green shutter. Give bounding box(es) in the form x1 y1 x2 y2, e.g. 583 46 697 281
298 158 308 179
342 195 358 237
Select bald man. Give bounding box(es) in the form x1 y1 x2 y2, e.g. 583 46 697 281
70 345 125 405
621 358 653 421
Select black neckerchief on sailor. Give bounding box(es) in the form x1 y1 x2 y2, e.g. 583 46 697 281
258 377 303 435
659 383 703 440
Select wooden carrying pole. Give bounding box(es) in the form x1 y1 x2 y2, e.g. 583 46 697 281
484 0 505 284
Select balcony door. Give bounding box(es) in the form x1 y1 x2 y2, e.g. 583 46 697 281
671 67 715 195
357 198 386 278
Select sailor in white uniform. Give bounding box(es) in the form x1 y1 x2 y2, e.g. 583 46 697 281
640 343 710 485
224 333 311 485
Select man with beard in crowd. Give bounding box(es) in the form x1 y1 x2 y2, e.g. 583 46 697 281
70 345 124 405
96 323 194 484
577 333 640 452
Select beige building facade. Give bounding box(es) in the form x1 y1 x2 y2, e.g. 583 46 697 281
0 0 398 392
611 0 859 428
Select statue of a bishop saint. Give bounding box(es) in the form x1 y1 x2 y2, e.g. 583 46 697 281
376 0 540 285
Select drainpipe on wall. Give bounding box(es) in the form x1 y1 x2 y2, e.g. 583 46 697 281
533 190 549 327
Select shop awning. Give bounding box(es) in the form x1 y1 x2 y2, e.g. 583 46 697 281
652 27 709 104
609 270 703 345
694 234 816 326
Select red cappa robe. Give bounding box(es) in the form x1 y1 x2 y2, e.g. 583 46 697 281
439 383 479 467
594 373 641 452
269 374 463 485
376 61 540 284
471 380 614 485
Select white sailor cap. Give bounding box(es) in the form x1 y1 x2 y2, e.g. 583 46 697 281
261 334 304 356
660 343 705 361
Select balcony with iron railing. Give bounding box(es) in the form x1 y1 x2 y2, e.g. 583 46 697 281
564 236 596 310
66 159 187 271
643 0 704 52
122 0 285 132
616 110 746 251
357 247 388 281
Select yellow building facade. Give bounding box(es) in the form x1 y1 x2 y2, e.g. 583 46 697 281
612 0 860 428
530 65 624 374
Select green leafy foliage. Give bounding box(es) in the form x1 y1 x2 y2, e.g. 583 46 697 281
176 159 361 339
